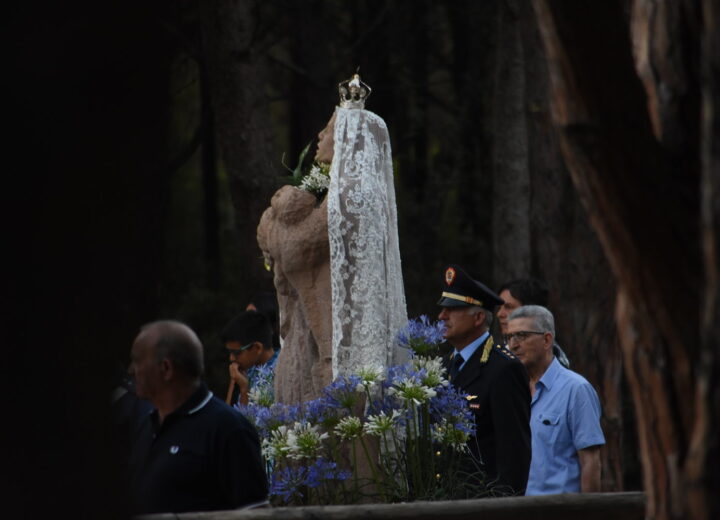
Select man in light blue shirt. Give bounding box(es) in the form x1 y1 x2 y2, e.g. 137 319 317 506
506 305 605 495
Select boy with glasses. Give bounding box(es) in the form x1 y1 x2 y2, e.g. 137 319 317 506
220 311 277 406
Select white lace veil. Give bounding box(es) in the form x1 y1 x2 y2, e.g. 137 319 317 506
327 107 408 378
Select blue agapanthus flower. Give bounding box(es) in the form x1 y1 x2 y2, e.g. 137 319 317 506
429 385 476 436
302 397 329 423
385 362 425 388
396 315 446 357
237 402 301 437
269 458 351 504
323 374 363 411
235 402 271 433
306 457 351 488
269 465 306 504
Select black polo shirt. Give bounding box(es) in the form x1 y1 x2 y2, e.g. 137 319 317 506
129 383 267 514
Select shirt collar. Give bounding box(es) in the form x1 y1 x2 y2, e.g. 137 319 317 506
457 330 490 362
151 382 213 425
537 357 562 390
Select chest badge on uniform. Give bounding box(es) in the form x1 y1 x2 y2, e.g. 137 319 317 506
170 445 180 454
469 403 480 410
445 267 456 286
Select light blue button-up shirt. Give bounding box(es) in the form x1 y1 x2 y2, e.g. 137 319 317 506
525 357 605 495
454 330 490 372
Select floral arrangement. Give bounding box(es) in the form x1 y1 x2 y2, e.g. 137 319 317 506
298 162 330 196
237 316 492 506
282 141 330 198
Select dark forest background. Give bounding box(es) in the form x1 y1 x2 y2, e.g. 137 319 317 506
7 1 718 519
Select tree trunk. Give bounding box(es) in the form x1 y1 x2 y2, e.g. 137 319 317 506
689 3 720 518
199 0 277 298
199 59 221 291
532 0 713 517
518 0 625 492
491 0 532 284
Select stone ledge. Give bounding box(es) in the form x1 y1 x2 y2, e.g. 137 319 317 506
138 491 645 520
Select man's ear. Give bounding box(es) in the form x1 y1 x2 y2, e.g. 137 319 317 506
160 358 173 381
544 333 554 350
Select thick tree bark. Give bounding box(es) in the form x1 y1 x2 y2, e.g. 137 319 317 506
491 0 532 284
199 0 277 298
533 0 711 517
518 0 625 492
689 3 720 518
199 60 221 291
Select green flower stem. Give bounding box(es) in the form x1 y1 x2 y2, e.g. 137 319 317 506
379 432 398 500
390 427 409 497
351 439 360 499
409 403 422 498
329 438 351 501
358 435 386 502
421 404 433 492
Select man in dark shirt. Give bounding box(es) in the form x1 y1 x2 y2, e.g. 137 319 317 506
128 320 267 514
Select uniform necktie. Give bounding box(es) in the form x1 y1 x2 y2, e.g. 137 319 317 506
450 353 464 381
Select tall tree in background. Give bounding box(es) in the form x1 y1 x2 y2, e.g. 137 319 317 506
490 0 626 491
199 0 277 298
533 0 718 518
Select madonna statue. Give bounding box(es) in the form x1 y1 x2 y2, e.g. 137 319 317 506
258 74 407 404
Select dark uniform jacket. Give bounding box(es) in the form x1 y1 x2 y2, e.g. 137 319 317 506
445 334 531 494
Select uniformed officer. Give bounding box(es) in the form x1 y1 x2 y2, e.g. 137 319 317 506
438 264 531 495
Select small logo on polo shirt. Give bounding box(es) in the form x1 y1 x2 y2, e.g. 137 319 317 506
170 445 180 454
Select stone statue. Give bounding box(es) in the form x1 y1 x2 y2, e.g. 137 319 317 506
257 187 333 404
258 74 408 404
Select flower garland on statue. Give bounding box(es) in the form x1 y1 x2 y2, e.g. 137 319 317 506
298 162 330 197
237 316 497 506
281 142 330 199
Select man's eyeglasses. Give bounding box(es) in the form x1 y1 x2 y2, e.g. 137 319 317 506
505 331 545 343
227 343 254 356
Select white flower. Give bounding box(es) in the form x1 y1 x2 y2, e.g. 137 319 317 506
334 416 364 440
262 425 294 460
391 377 437 405
411 356 449 388
299 164 330 195
248 385 274 407
287 421 329 460
364 410 402 436
356 366 385 390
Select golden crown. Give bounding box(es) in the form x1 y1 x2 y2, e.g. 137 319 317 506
338 73 371 109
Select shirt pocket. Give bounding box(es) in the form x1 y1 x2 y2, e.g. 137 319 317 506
162 441 209 489
535 412 562 445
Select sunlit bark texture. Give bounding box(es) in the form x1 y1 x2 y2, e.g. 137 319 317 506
490 0 626 491
533 0 717 518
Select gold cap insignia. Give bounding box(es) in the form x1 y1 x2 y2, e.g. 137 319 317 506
445 267 456 286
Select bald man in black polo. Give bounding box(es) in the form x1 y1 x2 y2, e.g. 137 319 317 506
128 320 267 514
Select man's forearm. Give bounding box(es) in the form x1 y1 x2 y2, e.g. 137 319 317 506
578 446 602 492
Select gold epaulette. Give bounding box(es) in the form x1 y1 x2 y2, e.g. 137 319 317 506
479 336 494 364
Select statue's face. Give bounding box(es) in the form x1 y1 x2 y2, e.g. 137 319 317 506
315 112 336 164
